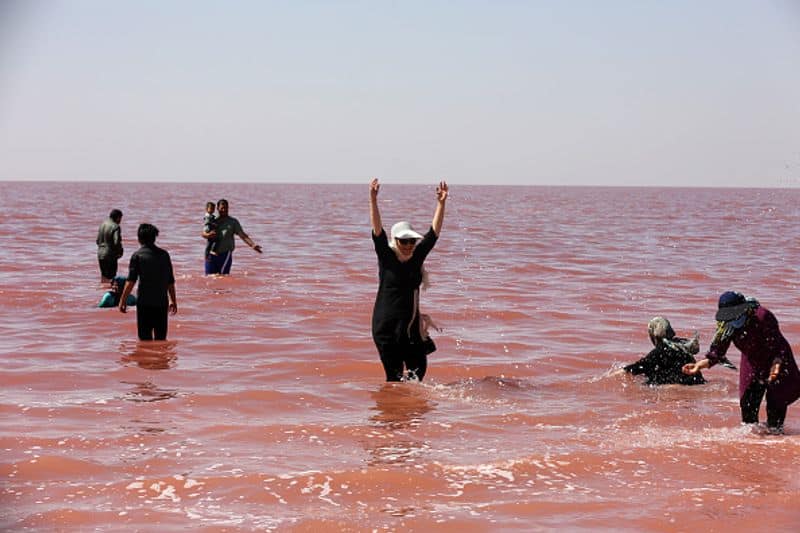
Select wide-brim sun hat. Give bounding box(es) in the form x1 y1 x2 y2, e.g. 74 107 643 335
391 221 423 241
715 291 749 322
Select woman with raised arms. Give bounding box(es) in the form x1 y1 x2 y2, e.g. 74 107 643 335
369 178 448 382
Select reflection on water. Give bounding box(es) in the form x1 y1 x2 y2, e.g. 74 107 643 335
367 384 434 467
119 340 178 370
370 383 434 430
121 420 170 435
119 341 179 406
120 380 178 403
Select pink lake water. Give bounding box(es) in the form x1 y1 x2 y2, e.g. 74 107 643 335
1 182 800 531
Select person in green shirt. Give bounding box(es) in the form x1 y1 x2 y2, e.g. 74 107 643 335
96 209 123 283
201 198 262 275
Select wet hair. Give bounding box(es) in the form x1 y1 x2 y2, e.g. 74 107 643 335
109 209 123 222
217 198 228 208
206 201 215 210
137 223 159 245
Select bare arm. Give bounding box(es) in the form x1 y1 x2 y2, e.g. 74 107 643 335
168 283 178 315
682 358 711 375
370 178 383 236
118 280 135 313
238 230 262 253
431 181 448 236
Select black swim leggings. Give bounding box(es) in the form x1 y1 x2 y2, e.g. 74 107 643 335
376 343 427 382
740 380 787 429
136 305 168 341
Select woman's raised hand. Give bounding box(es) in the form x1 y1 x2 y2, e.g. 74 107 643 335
431 181 448 236
436 181 448 203
369 178 383 235
370 178 380 200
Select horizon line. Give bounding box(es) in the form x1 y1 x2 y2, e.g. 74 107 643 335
0 178 797 190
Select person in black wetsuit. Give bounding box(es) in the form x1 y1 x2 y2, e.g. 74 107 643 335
369 178 448 382
623 316 706 385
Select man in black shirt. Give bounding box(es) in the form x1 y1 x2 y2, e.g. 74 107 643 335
119 223 177 341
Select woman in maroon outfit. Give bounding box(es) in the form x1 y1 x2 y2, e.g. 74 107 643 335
683 291 800 434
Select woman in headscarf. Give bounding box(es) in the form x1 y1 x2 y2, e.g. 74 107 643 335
683 291 800 434
623 317 706 385
369 178 448 382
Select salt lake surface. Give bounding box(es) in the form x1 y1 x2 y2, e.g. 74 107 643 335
1 182 799 531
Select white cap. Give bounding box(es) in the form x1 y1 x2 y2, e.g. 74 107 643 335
390 221 423 240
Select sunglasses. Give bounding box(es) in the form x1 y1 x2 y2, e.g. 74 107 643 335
395 238 418 245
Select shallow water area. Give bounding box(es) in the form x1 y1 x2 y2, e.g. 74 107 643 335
2 183 800 531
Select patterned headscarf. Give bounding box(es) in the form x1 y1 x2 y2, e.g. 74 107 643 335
648 316 699 355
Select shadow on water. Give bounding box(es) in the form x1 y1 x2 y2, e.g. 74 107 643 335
366 383 435 467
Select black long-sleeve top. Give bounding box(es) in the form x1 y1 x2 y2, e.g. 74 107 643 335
625 341 706 386
371 227 437 345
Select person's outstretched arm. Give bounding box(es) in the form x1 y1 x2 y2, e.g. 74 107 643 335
232 218 261 253
624 350 656 376
238 230 262 253
431 181 448 236
370 178 383 236
682 357 711 375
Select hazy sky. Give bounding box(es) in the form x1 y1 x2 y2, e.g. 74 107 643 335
1 0 799 186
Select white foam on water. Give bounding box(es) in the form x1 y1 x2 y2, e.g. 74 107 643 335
300 475 340 507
